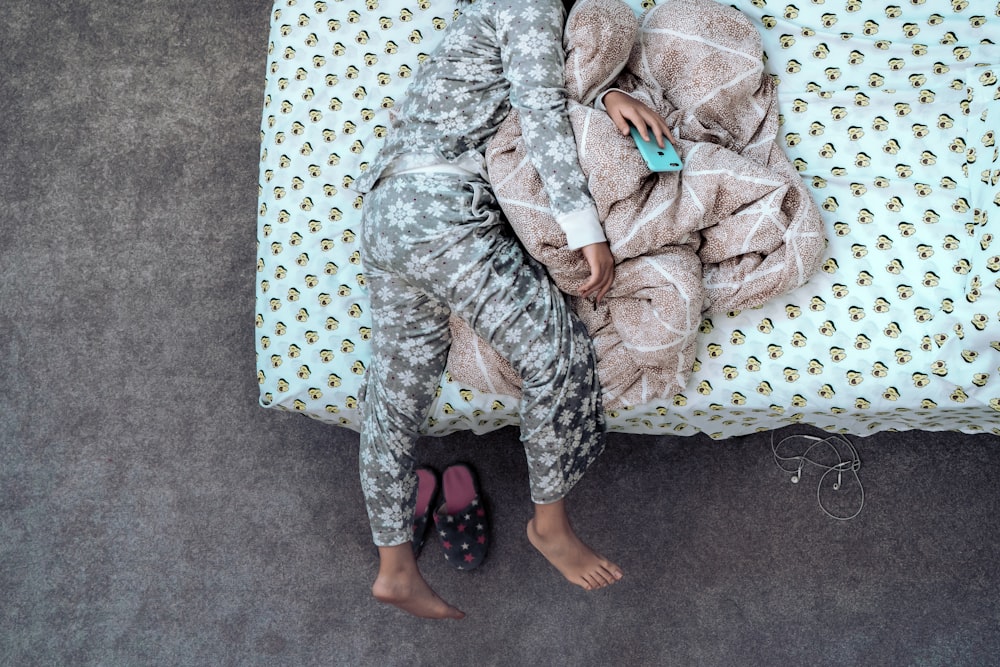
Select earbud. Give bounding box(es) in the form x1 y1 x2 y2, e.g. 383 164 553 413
791 464 802 484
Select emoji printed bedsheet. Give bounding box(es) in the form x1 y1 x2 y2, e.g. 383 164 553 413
255 0 1000 438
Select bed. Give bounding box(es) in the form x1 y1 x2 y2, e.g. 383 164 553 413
255 0 1000 439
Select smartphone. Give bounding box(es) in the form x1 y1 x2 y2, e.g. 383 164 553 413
629 125 683 172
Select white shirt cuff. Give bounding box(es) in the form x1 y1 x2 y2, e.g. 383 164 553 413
556 205 606 250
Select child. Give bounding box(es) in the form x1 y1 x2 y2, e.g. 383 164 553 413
353 0 670 619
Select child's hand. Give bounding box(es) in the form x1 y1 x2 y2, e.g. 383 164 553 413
579 241 615 304
603 90 675 149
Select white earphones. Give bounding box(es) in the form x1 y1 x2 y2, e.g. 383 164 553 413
771 432 865 521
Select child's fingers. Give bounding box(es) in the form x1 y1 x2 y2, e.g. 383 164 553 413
578 242 615 302
610 103 647 138
580 268 614 304
595 278 612 304
662 121 677 145
578 267 603 295
578 270 605 298
632 104 672 146
623 110 671 148
627 113 651 142
633 110 664 147
640 111 672 148
611 111 633 138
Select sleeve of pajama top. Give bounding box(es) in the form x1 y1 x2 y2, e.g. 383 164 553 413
494 0 606 250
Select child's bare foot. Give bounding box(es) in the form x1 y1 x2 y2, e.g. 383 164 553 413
373 544 465 619
527 501 623 591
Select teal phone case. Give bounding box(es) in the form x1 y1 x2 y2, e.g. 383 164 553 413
629 126 683 172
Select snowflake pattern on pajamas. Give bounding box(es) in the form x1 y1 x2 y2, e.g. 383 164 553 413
359 173 605 546
354 0 606 547
354 0 594 221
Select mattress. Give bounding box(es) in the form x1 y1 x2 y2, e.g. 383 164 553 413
255 0 1000 438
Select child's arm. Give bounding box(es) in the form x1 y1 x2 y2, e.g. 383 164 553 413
495 0 613 301
600 90 675 149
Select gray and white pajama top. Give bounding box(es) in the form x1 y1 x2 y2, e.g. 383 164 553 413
355 0 605 249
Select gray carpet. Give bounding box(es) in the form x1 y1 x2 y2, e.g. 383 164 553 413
3 2 1000 665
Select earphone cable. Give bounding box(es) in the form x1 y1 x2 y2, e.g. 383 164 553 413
770 432 865 521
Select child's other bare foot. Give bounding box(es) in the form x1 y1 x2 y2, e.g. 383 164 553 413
527 500 623 591
373 544 465 620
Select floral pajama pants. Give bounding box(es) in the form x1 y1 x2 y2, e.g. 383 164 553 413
359 172 606 547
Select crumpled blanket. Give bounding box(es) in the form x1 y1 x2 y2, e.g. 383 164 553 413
445 0 826 408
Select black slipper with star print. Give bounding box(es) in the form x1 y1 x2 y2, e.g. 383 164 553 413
434 463 489 570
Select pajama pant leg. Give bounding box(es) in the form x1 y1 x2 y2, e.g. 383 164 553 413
359 267 452 547
359 173 605 547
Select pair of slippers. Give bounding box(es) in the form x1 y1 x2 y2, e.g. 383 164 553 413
412 463 489 571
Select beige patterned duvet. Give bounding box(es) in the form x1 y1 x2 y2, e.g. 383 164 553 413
446 0 826 408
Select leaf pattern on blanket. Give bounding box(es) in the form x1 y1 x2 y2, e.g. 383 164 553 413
446 0 826 408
